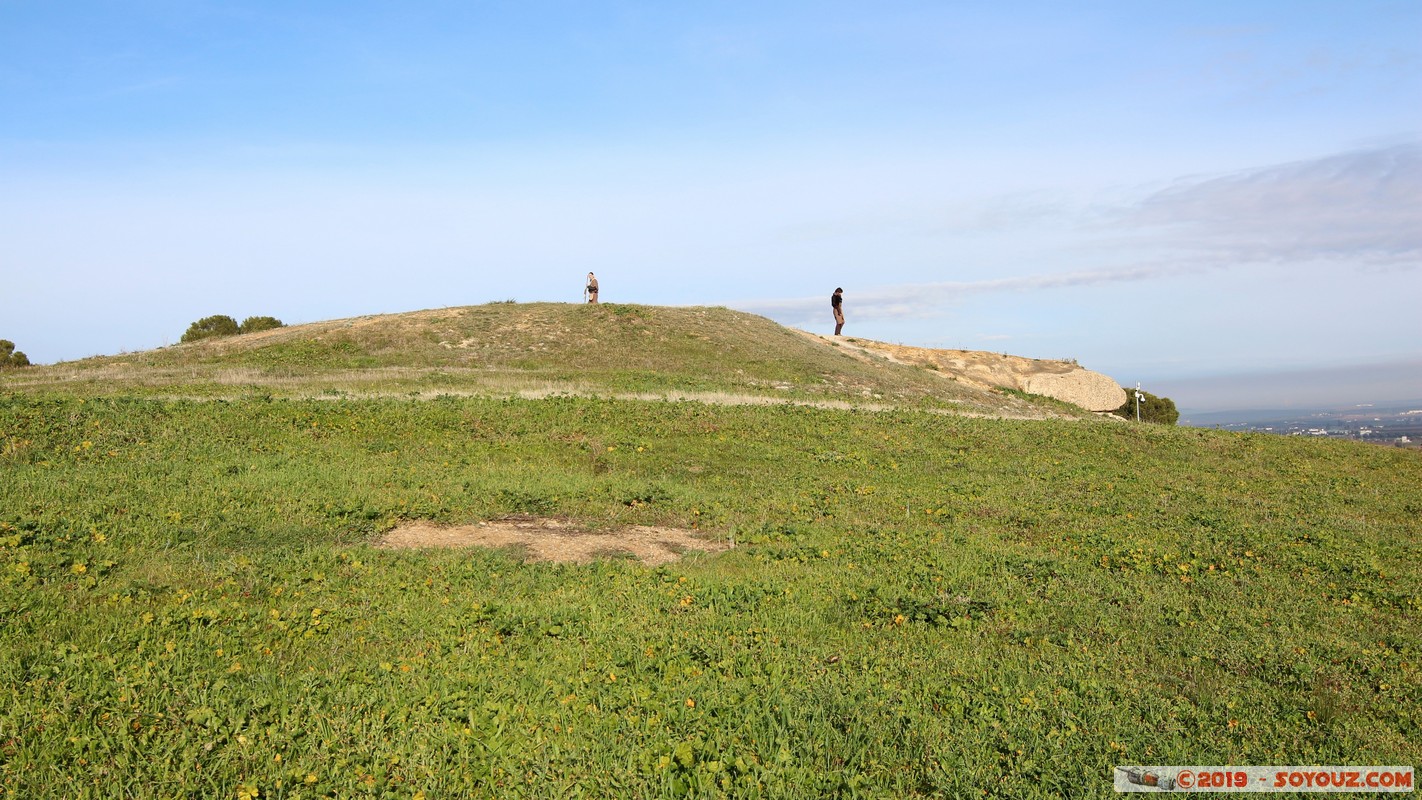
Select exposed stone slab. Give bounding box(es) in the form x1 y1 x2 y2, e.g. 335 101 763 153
829 337 1128 412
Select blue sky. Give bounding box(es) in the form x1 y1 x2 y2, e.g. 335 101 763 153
3 1 1419 411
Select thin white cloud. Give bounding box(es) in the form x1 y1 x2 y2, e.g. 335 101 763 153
736 143 1422 326
734 263 1192 323
1120 142 1422 266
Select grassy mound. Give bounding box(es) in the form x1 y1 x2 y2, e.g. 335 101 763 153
2 303 1076 418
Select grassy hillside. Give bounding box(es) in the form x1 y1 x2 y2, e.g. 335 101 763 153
1 308 1418 798
1 303 1078 419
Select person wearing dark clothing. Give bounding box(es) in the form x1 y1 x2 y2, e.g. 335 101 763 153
831 287 844 335
586 272 599 304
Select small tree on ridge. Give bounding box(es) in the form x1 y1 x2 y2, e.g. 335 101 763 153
239 316 284 334
180 315 240 343
1 339 31 368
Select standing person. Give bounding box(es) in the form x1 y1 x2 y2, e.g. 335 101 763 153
585 272 599 304
831 287 844 335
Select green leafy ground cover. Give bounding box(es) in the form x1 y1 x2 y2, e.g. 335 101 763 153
2 393 1418 798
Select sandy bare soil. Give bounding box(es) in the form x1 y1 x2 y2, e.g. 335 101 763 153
375 516 729 565
794 331 1127 412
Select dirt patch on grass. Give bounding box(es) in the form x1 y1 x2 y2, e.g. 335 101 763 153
376 516 729 565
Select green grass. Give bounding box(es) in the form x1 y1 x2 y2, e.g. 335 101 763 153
2 393 1419 798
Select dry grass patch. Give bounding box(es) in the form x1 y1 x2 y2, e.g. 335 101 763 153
376 516 729 565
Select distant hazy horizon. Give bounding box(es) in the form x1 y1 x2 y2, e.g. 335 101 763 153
1148 358 1422 415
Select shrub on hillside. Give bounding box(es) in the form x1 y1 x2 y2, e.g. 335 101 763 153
1 339 31 368
239 316 285 334
1112 386 1179 425
180 315 241 343
180 314 285 343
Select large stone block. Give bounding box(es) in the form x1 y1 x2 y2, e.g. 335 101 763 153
1021 370 1127 412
